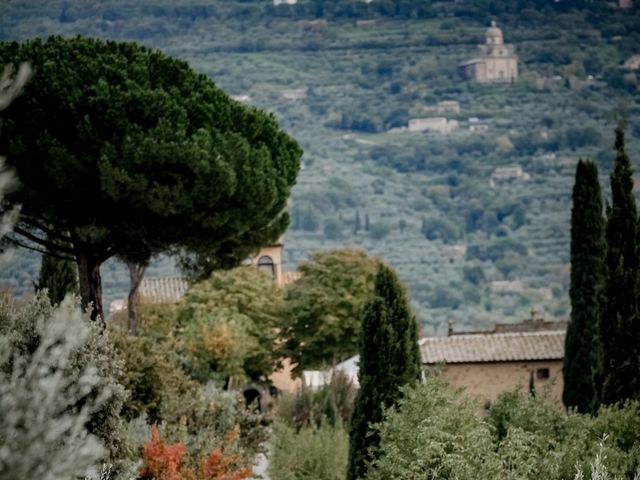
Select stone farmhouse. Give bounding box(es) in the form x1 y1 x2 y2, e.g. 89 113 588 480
408 117 458 133
304 311 567 407
421 314 566 406
459 21 518 83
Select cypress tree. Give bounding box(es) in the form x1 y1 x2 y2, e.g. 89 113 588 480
599 123 640 406
354 210 361 234
346 264 421 480
36 253 78 305
563 159 605 413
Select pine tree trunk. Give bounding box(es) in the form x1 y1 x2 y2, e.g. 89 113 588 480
127 262 147 335
77 254 104 323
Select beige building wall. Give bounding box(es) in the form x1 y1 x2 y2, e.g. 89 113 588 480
271 358 302 393
436 360 563 405
247 242 287 286
484 56 518 82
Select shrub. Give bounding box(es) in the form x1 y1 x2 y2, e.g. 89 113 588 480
487 391 640 479
111 327 199 424
177 267 285 384
139 425 252 480
368 376 502 479
268 420 349 480
276 371 356 430
0 294 126 479
370 377 640 479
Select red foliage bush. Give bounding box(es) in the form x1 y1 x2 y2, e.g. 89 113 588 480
139 425 252 480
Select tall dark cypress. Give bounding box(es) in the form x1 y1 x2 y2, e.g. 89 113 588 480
599 123 640 406
347 264 421 480
563 159 605 413
36 253 78 305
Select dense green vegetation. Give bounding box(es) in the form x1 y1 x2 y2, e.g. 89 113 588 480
0 35 301 321
563 159 605 413
347 264 421 479
1 0 639 332
281 249 379 374
267 373 640 480
599 125 640 407
369 376 640 479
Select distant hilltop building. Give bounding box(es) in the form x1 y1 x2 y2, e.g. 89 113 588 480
408 117 458 133
230 94 251 103
437 100 460 114
623 55 640 70
459 21 518 83
490 165 529 187
280 88 307 101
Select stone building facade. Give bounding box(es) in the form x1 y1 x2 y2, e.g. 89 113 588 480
420 318 566 406
459 21 518 83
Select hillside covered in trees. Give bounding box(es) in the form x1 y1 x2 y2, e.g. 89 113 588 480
2 0 640 333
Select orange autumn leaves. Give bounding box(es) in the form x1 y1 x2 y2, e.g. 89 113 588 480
140 425 252 480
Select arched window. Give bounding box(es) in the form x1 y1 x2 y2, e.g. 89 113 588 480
257 255 276 280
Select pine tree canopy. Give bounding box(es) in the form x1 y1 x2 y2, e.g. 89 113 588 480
563 159 605 413
0 36 301 320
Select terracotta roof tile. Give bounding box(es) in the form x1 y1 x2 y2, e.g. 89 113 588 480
139 276 188 303
419 330 565 364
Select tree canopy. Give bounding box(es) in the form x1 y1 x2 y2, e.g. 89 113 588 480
563 159 605 413
280 249 379 376
0 36 301 320
347 263 421 480
177 266 285 384
599 123 640 406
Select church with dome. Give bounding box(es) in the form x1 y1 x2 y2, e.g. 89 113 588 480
459 21 518 83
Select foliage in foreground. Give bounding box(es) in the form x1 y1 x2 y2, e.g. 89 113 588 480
268 420 349 480
369 376 640 480
111 302 268 470
139 425 252 480
268 373 355 480
0 295 126 479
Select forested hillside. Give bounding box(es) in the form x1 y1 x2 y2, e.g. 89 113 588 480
2 0 639 333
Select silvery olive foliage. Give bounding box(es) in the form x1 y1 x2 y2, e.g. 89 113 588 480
0 296 111 479
0 63 131 479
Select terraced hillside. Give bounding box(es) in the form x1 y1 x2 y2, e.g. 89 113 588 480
1 1 639 333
